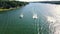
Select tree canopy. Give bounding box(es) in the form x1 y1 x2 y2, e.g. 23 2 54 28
0 1 29 9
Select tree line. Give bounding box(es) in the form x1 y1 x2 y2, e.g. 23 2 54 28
0 1 29 9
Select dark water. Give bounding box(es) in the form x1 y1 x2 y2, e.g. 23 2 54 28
0 3 59 34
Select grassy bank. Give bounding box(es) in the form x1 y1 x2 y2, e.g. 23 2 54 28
0 8 16 11
0 7 20 11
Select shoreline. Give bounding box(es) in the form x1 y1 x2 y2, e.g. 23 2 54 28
0 7 20 11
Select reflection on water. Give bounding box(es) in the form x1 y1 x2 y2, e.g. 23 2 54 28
0 3 60 34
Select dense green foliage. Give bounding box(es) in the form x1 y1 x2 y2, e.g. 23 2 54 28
39 1 60 4
0 1 29 9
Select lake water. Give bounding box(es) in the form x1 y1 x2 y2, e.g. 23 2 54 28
0 3 60 34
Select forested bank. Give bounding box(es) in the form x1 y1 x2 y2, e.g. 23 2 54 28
0 1 29 9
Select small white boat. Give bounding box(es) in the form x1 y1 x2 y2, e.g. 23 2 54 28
19 14 24 19
33 14 38 19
